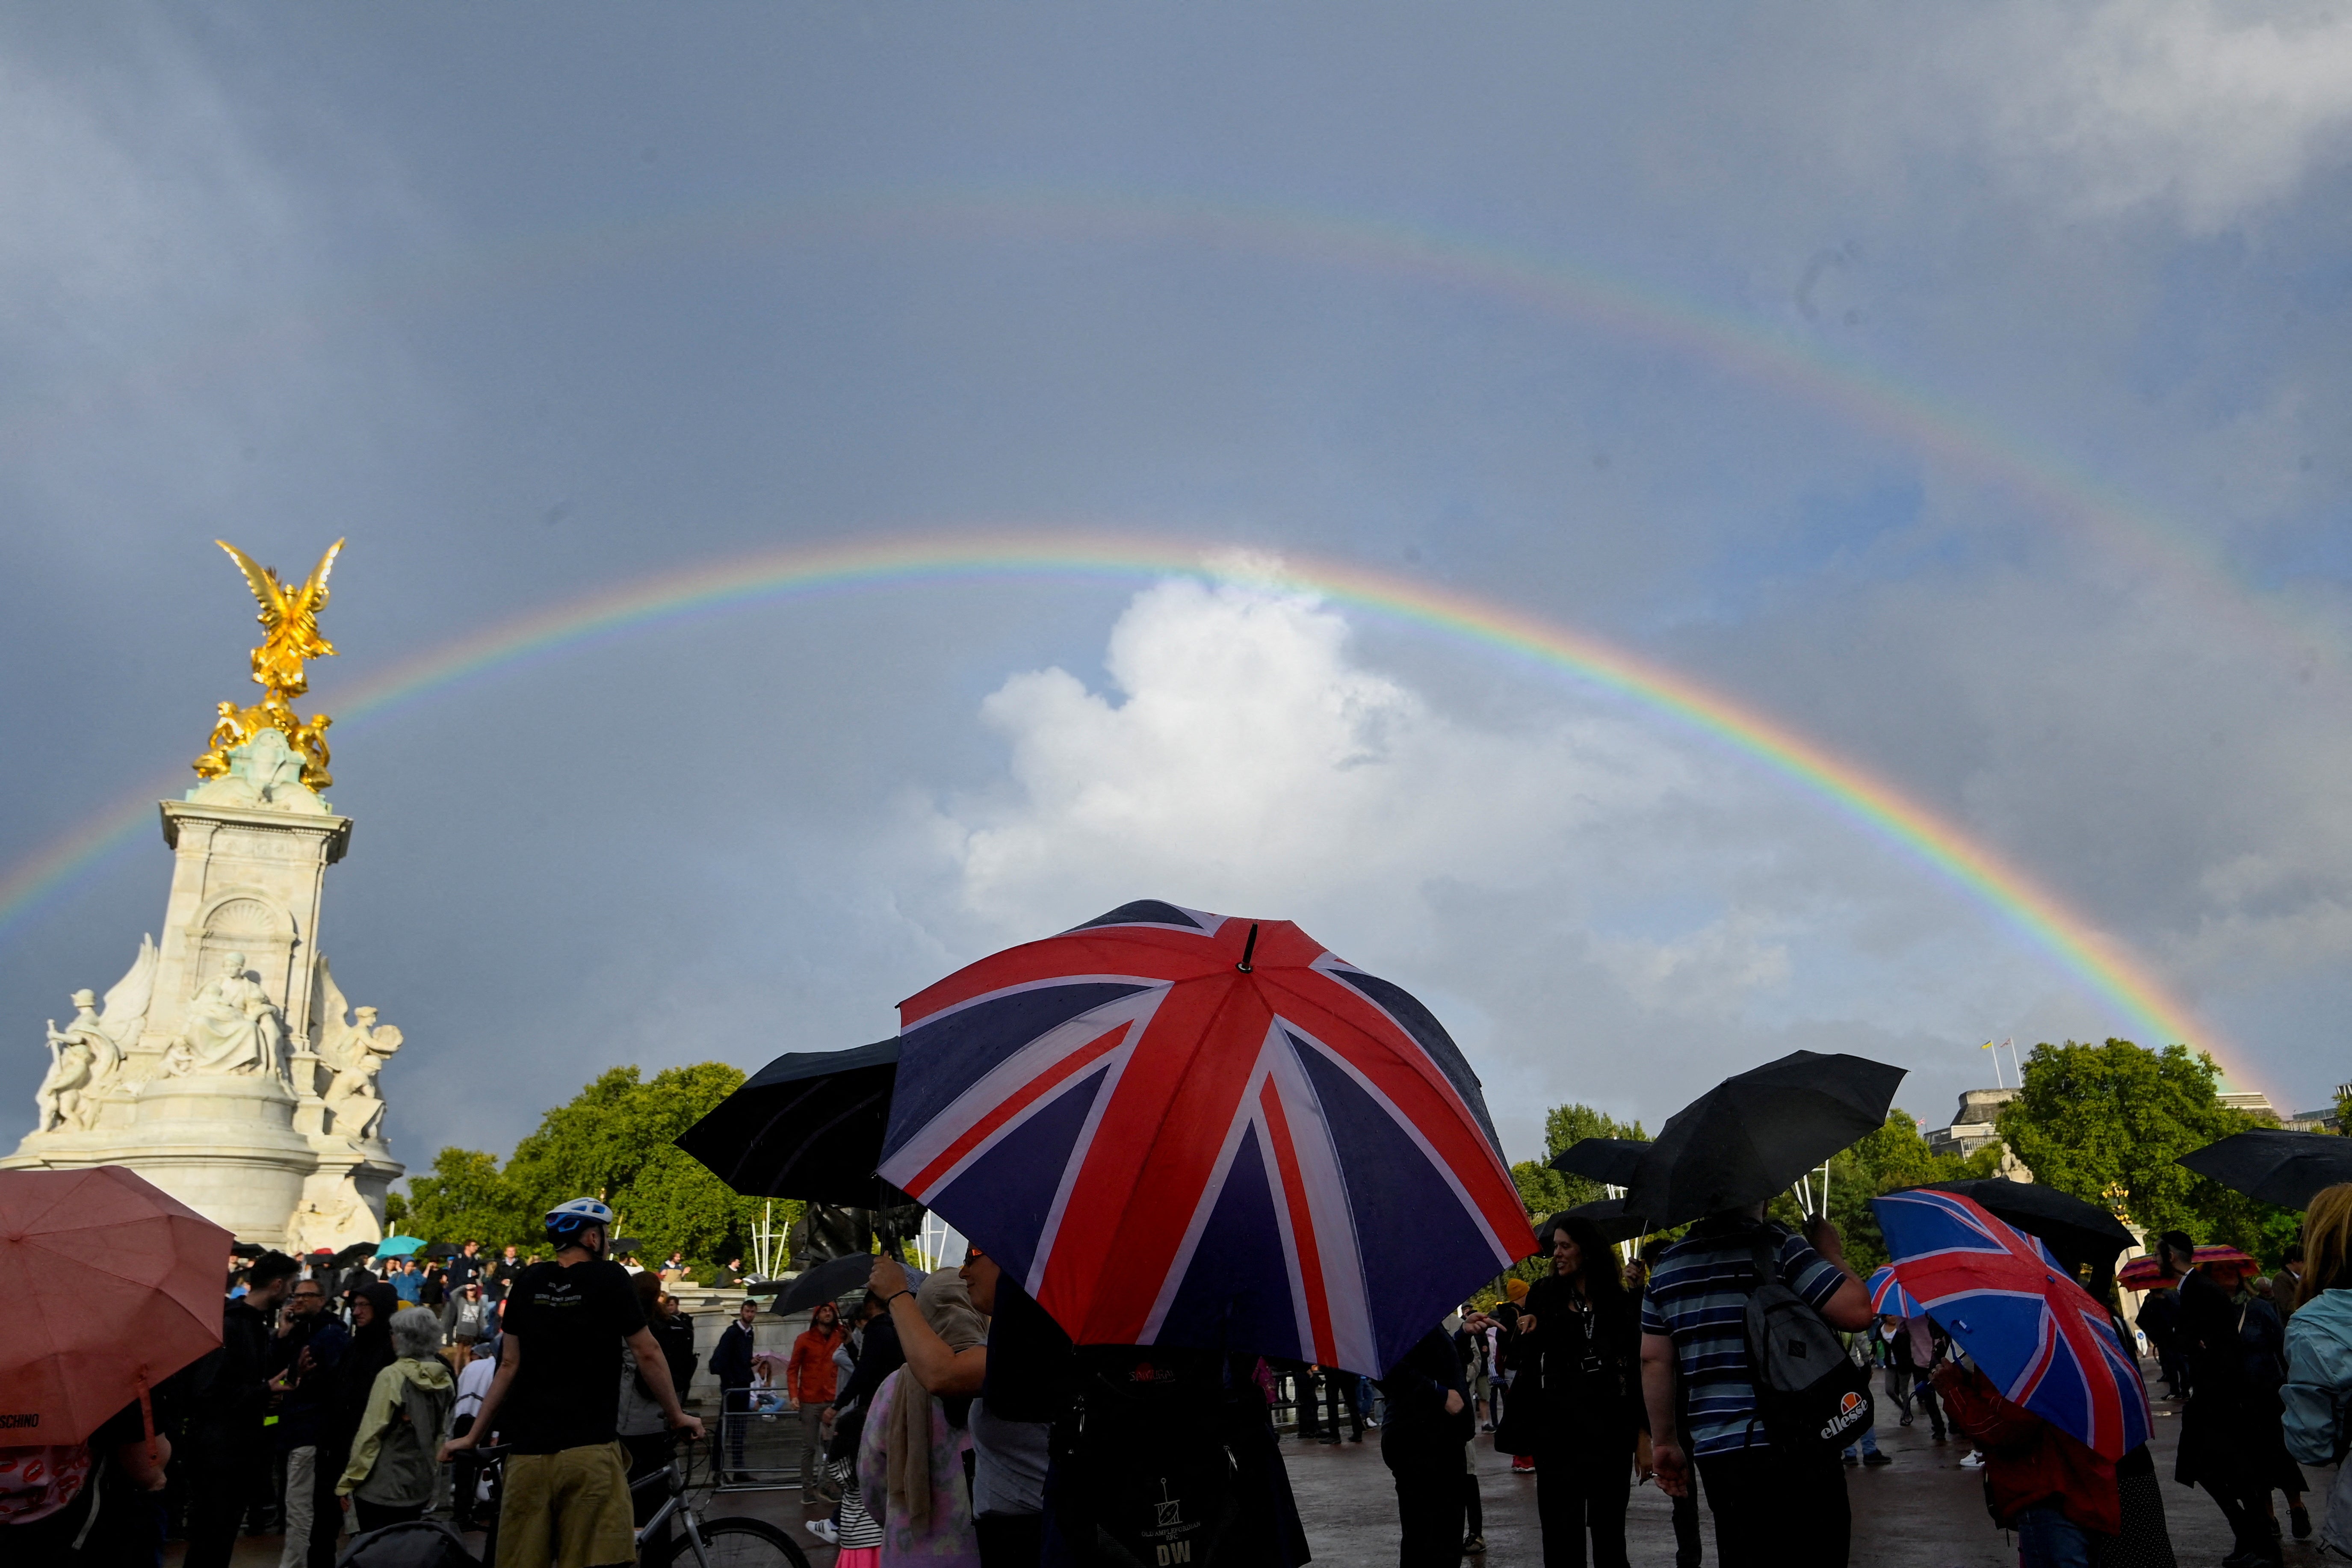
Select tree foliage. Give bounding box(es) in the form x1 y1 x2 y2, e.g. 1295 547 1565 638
402 1146 533 1247
399 1062 787 1270
1992 1039 2287 1254
1766 1110 1998 1274
1541 1103 1650 1211
1474 1104 1653 1303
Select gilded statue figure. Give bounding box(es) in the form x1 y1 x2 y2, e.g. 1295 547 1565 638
193 538 344 788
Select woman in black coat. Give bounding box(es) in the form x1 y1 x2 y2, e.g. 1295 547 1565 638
1377 1326 1475 1568
1513 1216 1643 1568
2175 1245 2293 1568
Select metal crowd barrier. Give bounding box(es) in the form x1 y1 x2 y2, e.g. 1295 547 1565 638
713 1394 806 1493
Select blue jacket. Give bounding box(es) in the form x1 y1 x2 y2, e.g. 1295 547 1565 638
712 1320 757 1391
2284 1288 2352 1467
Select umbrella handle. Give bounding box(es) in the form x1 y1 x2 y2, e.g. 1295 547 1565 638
138 1376 157 1471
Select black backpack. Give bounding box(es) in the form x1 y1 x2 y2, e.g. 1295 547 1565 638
1050 1349 1241 1568
1743 1235 1873 1454
335 1519 479 1568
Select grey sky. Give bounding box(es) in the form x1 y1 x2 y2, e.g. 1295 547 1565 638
6 3 2352 1170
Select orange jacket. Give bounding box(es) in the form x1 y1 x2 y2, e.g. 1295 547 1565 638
787 1326 846 1405
1933 1363 2120 1537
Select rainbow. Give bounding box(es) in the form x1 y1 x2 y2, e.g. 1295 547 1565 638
0 529 2227 1081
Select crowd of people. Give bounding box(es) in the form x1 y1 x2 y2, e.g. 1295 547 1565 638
14 1185 2352 1568
702 1191 2352 1568
1 1214 709 1567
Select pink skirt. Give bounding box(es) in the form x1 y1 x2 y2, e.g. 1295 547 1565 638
835 1549 883 1568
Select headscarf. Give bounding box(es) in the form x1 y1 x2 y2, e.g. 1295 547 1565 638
886 1270 987 1533
333 1282 400 1444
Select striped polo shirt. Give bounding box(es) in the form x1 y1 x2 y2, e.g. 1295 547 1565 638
1639 1220 1842 1456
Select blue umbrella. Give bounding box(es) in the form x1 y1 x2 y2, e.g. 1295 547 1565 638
1864 1264 1924 1318
374 1234 425 1259
1871 1188 2150 1459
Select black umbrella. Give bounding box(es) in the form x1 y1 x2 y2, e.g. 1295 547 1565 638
2178 1128 2352 1210
1919 1179 2135 1283
676 1038 907 1207
329 1241 378 1267
771 1253 930 1316
1548 1138 1649 1188
1622 1050 1906 1228
1543 1198 1652 1245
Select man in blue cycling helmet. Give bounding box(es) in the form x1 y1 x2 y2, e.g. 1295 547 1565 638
442 1199 703 1567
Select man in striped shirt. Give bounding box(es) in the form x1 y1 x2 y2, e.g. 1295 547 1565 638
1639 1203 1875 1568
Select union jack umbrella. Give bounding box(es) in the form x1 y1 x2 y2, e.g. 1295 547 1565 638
1871 1188 2152 1459
876 901 1537 1374
1864 1264 1924 1318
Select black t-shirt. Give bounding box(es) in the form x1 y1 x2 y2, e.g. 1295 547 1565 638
500 1259 648 1454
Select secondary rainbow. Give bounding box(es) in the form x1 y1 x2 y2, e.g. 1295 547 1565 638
10 187 2333 682
0 529 2222 1081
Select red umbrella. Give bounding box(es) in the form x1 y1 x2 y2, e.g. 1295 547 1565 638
2117 1244 2258 1291
0 1166 232 1443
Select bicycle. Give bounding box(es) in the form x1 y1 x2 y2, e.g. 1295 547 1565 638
470 1437 810 1568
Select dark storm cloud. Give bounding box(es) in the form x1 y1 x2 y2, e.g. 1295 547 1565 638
6 2 2352 1171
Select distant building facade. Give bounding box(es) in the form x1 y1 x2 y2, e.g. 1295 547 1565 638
2219 1090 2282 1122
2286 1083 2350 1133
1926 1087 2021 1161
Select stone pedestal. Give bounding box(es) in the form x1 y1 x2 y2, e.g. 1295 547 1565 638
5 734 402 1251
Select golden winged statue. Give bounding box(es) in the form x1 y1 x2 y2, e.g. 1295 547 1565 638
193 539 345 788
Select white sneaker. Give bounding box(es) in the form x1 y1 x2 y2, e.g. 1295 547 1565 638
1959 1451 1987 1469
807 1519 839 1544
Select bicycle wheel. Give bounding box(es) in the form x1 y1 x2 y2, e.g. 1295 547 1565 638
655 1515 813 1568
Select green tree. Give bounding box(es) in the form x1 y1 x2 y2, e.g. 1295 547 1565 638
1471 1104 1655 1303
1769 1111 1996 1273
1541 1103 1650 1211
396 1061 772 1270
1511 1160 1577 1225
1995 1038 2292 1258
402 1146 532 1249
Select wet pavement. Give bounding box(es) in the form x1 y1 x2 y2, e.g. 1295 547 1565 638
167 1385 2337 1566
1273 1393 2325 1568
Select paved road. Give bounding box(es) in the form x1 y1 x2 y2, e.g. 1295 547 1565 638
1281 1393 2325 1568
168 1387 2336 1566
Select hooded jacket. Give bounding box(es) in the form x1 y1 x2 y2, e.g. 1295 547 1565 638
337 1355 456 1508
1932 1362 2120 1537
2284 1288 2352 1465
331 1282 401 1450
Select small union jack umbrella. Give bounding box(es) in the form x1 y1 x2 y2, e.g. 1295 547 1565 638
1871 1188 2152 1459
1864 1264 1924 1318
877 901 1538 1374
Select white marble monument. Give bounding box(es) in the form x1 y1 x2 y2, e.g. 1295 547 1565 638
3 539 404 1251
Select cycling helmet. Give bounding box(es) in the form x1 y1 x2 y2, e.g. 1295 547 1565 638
544 1197 614 1252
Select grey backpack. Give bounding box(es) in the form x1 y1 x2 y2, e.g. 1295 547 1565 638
1743 1235 1873 1453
